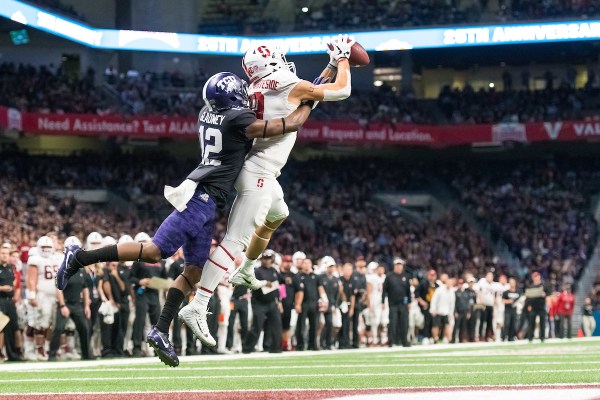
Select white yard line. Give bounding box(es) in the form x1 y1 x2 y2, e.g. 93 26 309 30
6 361 600 373
2 383 600 396
0 337 597 372
0 369 597 383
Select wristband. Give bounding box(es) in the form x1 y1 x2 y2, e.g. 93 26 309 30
281 117 285 135
27 291 36 300
59 304 66 309
262 120 268 139
327 63 338 70
301 100 315 109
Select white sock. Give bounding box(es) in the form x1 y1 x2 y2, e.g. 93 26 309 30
194 239 242 310
240 256 256 273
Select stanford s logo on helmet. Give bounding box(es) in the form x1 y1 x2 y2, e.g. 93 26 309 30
242 44 296 82
202 72 249 111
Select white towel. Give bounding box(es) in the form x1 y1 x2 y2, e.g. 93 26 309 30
164 179 198 212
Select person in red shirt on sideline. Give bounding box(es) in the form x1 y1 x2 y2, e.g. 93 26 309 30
556 284 575 339
548 292 559 338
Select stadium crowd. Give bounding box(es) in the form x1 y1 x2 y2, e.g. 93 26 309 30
2 62 600 124
0 153 597 361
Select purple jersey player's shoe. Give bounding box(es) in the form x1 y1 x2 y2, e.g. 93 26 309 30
55 245 84 290
147 326 179 367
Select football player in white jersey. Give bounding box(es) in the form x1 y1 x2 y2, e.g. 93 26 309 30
366 263 387 346
26 236 60 360
179 35 355 345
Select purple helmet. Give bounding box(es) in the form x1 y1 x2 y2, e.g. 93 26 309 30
202 72 249 111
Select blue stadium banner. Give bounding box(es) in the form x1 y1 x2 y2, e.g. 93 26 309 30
2 0 600 54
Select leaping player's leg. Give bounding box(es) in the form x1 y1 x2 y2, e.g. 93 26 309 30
180 167 272 346
230 179 289 289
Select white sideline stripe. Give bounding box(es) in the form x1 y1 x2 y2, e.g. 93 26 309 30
11 361 600 373
0 369 597 383
0 337 598 372
2 383 600 396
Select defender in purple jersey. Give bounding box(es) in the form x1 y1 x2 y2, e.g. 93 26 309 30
56 71 314 367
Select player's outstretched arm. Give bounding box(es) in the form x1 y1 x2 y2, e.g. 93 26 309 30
245 102 313 139
289 35 354 102
290 59 350 102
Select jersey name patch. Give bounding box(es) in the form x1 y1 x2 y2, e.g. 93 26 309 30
253 80 278 90
199 112 226 125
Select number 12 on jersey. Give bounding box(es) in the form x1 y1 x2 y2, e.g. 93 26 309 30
199 126 223 166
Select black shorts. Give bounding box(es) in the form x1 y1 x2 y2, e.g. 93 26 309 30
281 304 293 330
433 315 449 327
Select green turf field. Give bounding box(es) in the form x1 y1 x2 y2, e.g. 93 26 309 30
2 339 600 394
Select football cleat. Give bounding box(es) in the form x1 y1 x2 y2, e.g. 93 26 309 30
179 302 216 348
228 265 267 290
146 326 179 367
55 245 84 290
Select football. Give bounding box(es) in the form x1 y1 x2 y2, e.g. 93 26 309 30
328 39 370 67
348 41 370 67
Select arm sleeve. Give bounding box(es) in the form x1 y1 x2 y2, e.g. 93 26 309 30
227 109 257 138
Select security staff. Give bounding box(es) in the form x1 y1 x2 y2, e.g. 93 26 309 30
114 261 131 356
382 258 411 347
339 263 356 349
525 271 551 342
318 257 342 350
280 255 303 351
130 255 167 357
100 262 123 357
226 284 249 351
168 250 197 355
49 267 91 360
352 257 368 348
454 278 476 343
0 246 19 361
243 250 283 354
502 277 520 341
296 258 322 351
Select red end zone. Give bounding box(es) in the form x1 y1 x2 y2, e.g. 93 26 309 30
2 385 600 400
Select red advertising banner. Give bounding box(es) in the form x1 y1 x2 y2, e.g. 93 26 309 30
2 107 600 147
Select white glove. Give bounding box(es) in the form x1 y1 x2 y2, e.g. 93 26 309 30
327 34 355 63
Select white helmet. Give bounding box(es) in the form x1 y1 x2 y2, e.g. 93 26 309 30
86 232 103 250
367 261 379 274
63 236 82 249
118 235 134 244
134 232 151 243
321 256 336 269
242 43 295 82
37 236 54 258
292 251 306 264
102 236 117 246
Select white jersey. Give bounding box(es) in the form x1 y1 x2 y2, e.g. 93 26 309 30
28 254 60 296
477 278 496 307
247 69 302 176
367 273 385 306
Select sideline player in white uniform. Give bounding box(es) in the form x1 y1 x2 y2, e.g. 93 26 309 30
179 35 355 345
366 263 387 345
26 236 60 360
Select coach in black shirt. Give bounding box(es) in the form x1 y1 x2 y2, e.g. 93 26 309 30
243 250 283 353
49 268 91 360
280 255 303 351
0 247 19 361
339 263 356 349
226 284 249 351
352 257 368 348
382 258 411 347
130 253 167 356
318 257 341 350
296 258 322 351
525 271 551 342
